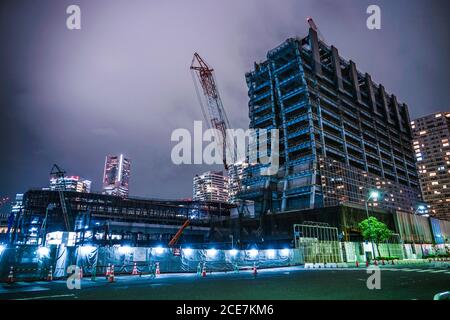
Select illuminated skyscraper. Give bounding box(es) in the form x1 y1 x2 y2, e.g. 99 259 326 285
228 162 249 203
102 154 131 198
193 171 229 202
411 112 450 220
49 176 91 193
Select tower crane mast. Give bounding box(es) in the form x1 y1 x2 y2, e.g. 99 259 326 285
50 164 72 232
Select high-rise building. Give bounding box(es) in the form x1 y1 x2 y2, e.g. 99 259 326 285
193 171 229 202
228 162 249 203
411 112 450 220
102 154 131 198
49 176 92 193
240 27 421 215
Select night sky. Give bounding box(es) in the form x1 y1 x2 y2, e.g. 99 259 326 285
0 0 449 204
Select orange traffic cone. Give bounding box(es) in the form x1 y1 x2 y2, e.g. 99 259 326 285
79 267 83 280
132 262 138 275
365 260 369 267
252 263 258 276
105 263 111 279
155 262 160 276
46 266 53 281
7 266 14 284
355 261 359 268
374 260 378 266
108 265 115 282
202 264 207 277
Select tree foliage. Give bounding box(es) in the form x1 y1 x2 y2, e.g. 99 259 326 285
358 216 393 244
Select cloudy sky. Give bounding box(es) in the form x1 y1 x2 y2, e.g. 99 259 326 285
0 0 449 202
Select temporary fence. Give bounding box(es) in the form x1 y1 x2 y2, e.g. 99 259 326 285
294 223 342 263
0 245 304 281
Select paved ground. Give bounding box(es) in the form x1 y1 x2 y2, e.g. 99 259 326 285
1 264 449 300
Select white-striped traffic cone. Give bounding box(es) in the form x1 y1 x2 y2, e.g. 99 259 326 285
46 266 53 281
105 263 111 279
7 266 14 284
108 265 115 282
155 262 160 276
132 262 138 275
201 264 206 277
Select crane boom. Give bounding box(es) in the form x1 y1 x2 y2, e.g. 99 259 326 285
168 219 191 247
190 52 238 170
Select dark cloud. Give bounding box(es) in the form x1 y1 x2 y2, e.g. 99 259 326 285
0 0 449 201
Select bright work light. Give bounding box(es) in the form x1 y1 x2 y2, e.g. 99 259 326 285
249 249 258 258
37 246 50 257
183 248 193 257
207 248 217 258
369 191 380 200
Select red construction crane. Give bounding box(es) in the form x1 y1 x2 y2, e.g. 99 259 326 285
168 53 246 250
168 219 191 248
190 52 238 170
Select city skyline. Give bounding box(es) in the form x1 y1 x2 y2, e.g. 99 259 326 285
1 0 449 201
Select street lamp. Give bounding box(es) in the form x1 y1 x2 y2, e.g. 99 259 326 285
365 190 380 261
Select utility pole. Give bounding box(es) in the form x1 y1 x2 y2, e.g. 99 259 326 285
365 191 380 260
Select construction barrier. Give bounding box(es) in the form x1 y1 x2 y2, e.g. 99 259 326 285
132 262 138 275
7 266 14 284
201 264 206 277
108 265 115 283
46 266 53 281
1 244 448 282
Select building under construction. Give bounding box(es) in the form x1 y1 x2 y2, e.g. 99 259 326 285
240 26 421 215
9 190 234 248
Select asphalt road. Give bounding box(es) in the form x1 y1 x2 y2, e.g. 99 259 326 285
1 265 449 300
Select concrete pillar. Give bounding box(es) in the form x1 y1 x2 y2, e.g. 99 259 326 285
364 73 377 113
331 46 343 91
391 95 404 132
379 85 391 123
402 103 412 135
308 28 322 76
349 60 362 104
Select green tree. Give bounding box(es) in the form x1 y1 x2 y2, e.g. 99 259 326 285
358 217 393 258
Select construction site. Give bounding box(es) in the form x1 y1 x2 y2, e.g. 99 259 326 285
1 19 449 287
